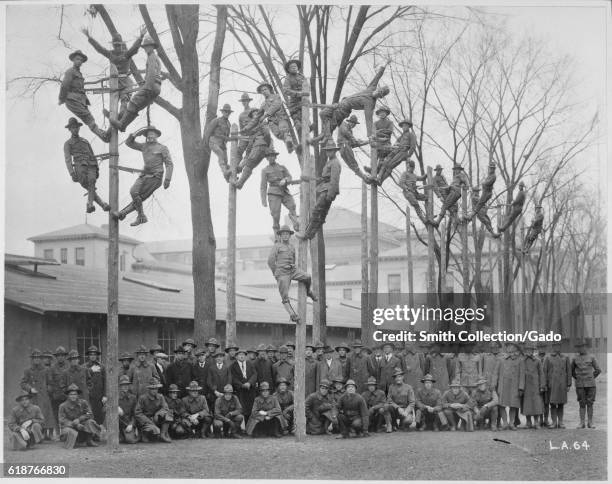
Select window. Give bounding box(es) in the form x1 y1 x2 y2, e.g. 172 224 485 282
388 274 401 305
75 247 85 266
157 321 177 358
60 248 68 264
343 288 353 300
76 321 100 364
43 249 54 260
120 253 126 272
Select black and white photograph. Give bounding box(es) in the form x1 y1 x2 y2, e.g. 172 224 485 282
1 1 609 481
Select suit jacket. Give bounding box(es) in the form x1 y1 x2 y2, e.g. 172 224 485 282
379 354 402 392
206 363 231 398
152 359 168 394
191 361 211 395
367 355 384 389
254 358 274 387
316 358 343 388
231 360 258 390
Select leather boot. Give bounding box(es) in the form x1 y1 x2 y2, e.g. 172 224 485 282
465 414 474 432
288 213 300 232
109 110 138 132
130 214 148 226
112 202 134 221
159 423 172 443
577 406 586 428
86 202 96 213
557 406 565 429
548 407 557 428
233 167 252 189
88 122 111 142
384 413 392 433
587 405 595 428
94 194 110 211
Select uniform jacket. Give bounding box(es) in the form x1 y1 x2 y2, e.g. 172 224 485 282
48 361 70 401
456 353 481 388
214 395 243 420
59 66 88 104
272 360 295 387
401 352 425 390
337 393 369 427
129 361 158 399
348 353 369 393
261 93 287 121
337 122 360 148
544 353 571 404
8 404 44 432
316 357 343 388
282 72 306 106
58 398 94 429
268 241 298 277
361 389 386 411
305 391 334 419
143 50 162 90
206 116 231 144
275 390 294 412
497 355 522 408
470 388 498 408
87 36 142 76
165 396 188 419
66 365 90 403
339 67 385 114
207 362 232 397
386 383 415 410
182 395 211 419
261 163 292 200
424 353 452 392
480 353 502 391
126 136 173 181
135 392 169 424
119 391 137 427
21 364 54 428
254 357 274 388
441 389 474 410
337 357 351 382
374 117 394 144
571 354 601 388
317 156 341 198
250 395 283 421
415 387 443 411
64 136 96 168
166 360 193 395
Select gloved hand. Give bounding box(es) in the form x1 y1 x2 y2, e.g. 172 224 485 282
19 428 30 441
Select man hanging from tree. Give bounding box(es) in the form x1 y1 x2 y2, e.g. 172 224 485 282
522 205 544 253
64 117 110 213
260 148 299 234
373 106 394 162
257 82 294 153
282 59 308 138
295 141 342 240
398 159 431 226
106 35 161 132
268 225 317 322
336 114 373 183
466 162 496 220
232 109 272 189
59 49 110 142
432 164 471 227
311 62 391 144
497 181 526 234
368 119 417 185
112 125 172 226
470 186 496 235
81 26 146 118
205 104 239 182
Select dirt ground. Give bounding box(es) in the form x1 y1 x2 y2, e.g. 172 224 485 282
4 378 607 480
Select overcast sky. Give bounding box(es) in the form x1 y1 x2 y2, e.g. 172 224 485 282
2 2 608 255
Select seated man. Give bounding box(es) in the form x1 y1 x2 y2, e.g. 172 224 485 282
442 378 475 431
118 375 139 444
165 384 189 439
361 376 390 433
415 374 448 431
246 382 286 437
471 377 499 431
274 378 294 434
336 379 369 438
58 383 101 449
134 377 172 443
305 379 337 435
213 384 244 438
8 391 44 451
182 381 213 438
384 368 416 431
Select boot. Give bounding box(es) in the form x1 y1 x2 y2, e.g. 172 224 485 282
557 406 565 429
86 436 98 447
577 406 586 428
587 405 595 428
384 414 392 433
306 289 318 302
109 110 138 133
130 214 148 226
465 414 474 432
233 167 252 189
112 202 134 221
548 407 557 429
88 122 111 142
288 213 300 232
159 423 172 443
86 202 95 213
94 194 110 211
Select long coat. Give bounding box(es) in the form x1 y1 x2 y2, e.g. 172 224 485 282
424 354 451 392
316 358 343 388
456 353 481 389
348 353 369 393
337 357 351 382
254 358 274 388
128 361 157 399
66 365 90 403
231 360 258 419
519 355 544 415
206 363 231 399
379 354 402 392
191 361 211 395
166 360 194 397
481 353 502 391
84 361 106 424
305 357 318 397
497 355 522 408
401 352 425 390
21 364 55 429
544 353 571 404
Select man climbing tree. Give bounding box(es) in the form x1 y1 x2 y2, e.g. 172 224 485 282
257 82 294 153
260 148 299 234
336 114 372 182
237 92 255 163
282 59 308 138
205 103 238 182
232 109 272 189
466 162 496 220
368 119 417 185
522 205 544 253
398 160 430 226
497 181 526 234
432 164 471 227
470 186 496 235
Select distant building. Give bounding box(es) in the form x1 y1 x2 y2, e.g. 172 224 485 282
28 223 141 271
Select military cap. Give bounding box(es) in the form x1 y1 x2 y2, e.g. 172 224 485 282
313 341 325 350
248 108 264 119
30 349 43 358
206 338 220 348
266 344 277 352
449 378 462 388
146 377 163 389
118 375 131 386
195 348 207 356
398 119 413 127
305 343 315 351
111 32 124 45
42 350 53 358
174 346 187 354
67 350 80 360
256 82 274 94
182 338 197 348
168 384 180 393
346 114 360 124
276 377 289 386
332 376 345 384
434 164 443 171
285 342 296 350
54 346 68 356
266 148 280 157
278 345 289 354
344 379 357 388
214 349 226 358
15 390 32 402
225 342 239 352
149 344 163 355
319 379 331 388
475 377 488 386
186 381 202 392
236 348 247 356
284 59 302 73
392 368 405 377
375 106 391 116
223 384 234 393
65 117 83 129
257 343 268 352
518 181 526 188
142 125 162 137
323 345 335 353
350 339 364 348
135 345 148 354
259 382 271 391
68 50 88 62
65 383 82 395
277 225 294 235
119 352 134 361
452 163 464 171
366 376 377 386
87 345 101 355
220 103 233 113
420 374 436 383
334 342 351 352
141 35 157 48
239 92 253 102
322 140 340 151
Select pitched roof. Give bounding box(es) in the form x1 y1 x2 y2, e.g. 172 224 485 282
28 224 141 246
145 234 275 255
5 262 359 328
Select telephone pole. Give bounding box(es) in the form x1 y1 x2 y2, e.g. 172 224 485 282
226 124 238 343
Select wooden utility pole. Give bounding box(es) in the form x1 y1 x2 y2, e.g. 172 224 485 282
105 65 119 452
425 167 436 294
405 205 414 306
294 78 311 442
226 124 238 343
361 180 369 337
367 112 377 348
440 220 447 294
496 206 503 331
460 188 469 292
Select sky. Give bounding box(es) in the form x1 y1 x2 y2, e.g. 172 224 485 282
1 2 608 255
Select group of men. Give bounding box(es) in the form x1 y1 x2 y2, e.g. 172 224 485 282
10 336 601 449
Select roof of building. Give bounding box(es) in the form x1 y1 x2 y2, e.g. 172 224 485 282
5 262 359 327
28 224 141 246
322 207 402 239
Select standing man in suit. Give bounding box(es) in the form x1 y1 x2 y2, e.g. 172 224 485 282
149 345 168 395
317 346 342 388
367 345 384 390
379 343 402 393
206 350 231 413
166 347 192 398
254 343 274 390
272 346 295 389
191 348 210 397
231 349 258 424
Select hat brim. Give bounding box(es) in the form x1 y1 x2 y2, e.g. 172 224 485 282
147 384 163 389
65 388 82 395
220 108 234 113
256 84 274 94
225 347 239 352
284 60 302 73
141 41 158 48
144 128 162 137
398 121 413 127
334 346 350 352
375 109 391 115
182 341 198 348
420 378 436 383
277 229 294 235
69 52 88 62
16 394 31 402
65 121 83 129
186 386 203 391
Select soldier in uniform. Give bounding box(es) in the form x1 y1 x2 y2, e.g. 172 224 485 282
470 377 498 431
163 384 189 439
257 82 294 153
470 187 496 234
235 109 274 191
301 344 318 397
571 339 601 429
544 341 571 429
213 384 244 438
373 106 394 161
118 375 139 444
237 92 255 162
316 346 342 388
296 141 342 240
84 345 106 425
348 339 369 393
246 382 286 437
379 343 402 393
205 103 236 181
433 164 471 226
59 49 110 141
231 349 257 423
361 376 389 433
272 346 295 390
66 350 90 404
58 383 101 449
64 118 110 213
336 379 369 438
268 226 317 321
432 164 458 220
441 378 474 432
166 347 193 398
181 381 212 438
497 342 522 430
118 352 134 383
206 350 232 413
401 342 425 390
522 205 544 253
282 59 307 136
112 125 173 226
305 379 336 435
398 160 430 225
107 35 162 132
424 344 452 393
456 343 481 391
336 114 371 182
42 350 54 369
497 181 526 234
8 391 44 450
21 349 54 440
371 119 417 185
384 368 415 431
415 374 448 432
205 338 221 364
182 338 198 365
335 342 352 382
48 346 69 436
274 377 295 434
82 27 146 117
520 342 545 429
129 345 157 399
466 162 496 219
134 377 172 442
254 343 274 390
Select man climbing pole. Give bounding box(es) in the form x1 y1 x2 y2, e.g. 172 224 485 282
63 117 110 213
432 164 470 227
106 35 161 132
268 225 317 322
257 82 294 154
282 59 308 138
497 181 526 234
522 205 544 253
58 49 110 142
466 162 496 220
368 119 417 185
111 125 172 226
336 114 372 183
205 103 239 182
237 93 255 163
260 148 299 234
373 106 394 162
470 186 496 235
398 160 431 226
232 109 272 189
81 26 146 118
